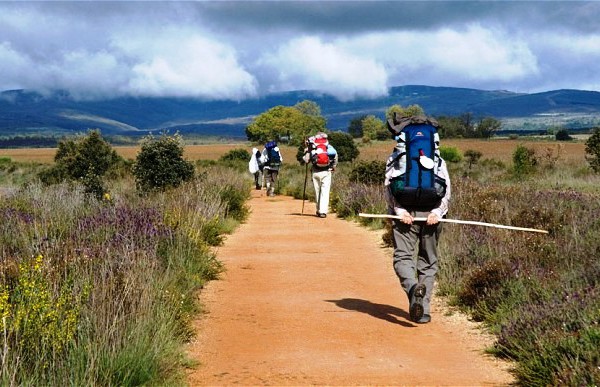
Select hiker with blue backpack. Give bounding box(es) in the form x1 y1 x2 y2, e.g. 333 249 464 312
261 140 283 197
302 132 338 218
384 114 451 324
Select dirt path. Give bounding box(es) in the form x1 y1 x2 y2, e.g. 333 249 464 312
186 190 513 386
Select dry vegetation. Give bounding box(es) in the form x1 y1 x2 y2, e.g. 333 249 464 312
1 135 598 385
357 138 587 164
0 138 587 165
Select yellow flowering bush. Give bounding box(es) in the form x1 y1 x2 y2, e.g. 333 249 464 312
3 254 90 359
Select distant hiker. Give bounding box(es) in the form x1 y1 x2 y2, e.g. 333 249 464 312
384 114 451 324
262 140 283 197
249 147 264 190
303 132 338 218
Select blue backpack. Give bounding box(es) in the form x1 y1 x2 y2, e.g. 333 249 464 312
386 115 447 209
264 141 281 167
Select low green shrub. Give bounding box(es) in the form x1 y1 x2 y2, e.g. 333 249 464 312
348 160 385 185
440 146 462 163
512 144 538 176
219 148 250 162
38 130 124 199
133 133 195 192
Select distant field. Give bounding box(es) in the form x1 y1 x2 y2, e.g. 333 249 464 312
0 138 587 165
358 138 587 164
0 144 251 164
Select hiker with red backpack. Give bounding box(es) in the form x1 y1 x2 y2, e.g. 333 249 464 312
384 114 451 324
302 132 338 218
261 140 283 197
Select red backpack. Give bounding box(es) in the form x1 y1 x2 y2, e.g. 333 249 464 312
309 135 330 168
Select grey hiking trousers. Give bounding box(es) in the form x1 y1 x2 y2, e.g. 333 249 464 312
391 210 443 316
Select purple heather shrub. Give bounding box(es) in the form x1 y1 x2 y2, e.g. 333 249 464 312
498 285 599 354
1 207 34 224
332 180 386 221
75 205 171 255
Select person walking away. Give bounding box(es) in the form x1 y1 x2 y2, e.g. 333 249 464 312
262 140 282 197
249 147 264 190
303 132 338 218
384 114 451 324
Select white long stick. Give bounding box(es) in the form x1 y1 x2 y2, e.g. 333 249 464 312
358 213 549 234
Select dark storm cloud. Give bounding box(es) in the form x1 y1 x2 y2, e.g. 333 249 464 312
195 1 600 34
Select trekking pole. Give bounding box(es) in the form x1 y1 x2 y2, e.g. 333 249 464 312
358 213 549 234
301 161 309 215
317 177 323 215
277 166 281 194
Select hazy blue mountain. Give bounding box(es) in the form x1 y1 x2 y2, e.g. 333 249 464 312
1 85 600 139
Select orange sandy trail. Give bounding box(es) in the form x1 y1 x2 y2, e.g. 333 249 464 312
186 190 513 386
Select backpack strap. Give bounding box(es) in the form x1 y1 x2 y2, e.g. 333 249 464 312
386 151 406 168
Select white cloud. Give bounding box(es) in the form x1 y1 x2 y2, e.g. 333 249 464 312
431 25 539 81
342 24 539 87
116 30 258 99
0 42 33 90
49 50 128 99
2 2 600 99
260 36 388 101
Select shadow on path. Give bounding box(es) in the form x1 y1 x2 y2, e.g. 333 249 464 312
326 298 415 328
287 212 318 217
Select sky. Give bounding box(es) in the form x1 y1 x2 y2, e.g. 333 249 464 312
1 1 600 101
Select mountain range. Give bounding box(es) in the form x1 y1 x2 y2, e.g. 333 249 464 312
2 85 600 140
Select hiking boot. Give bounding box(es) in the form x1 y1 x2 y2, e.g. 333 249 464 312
409 283 426 322
417 314 431 324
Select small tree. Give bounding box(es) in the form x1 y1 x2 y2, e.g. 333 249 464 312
328 131 359 162
348 115 367 138
361 115 385 142
133 133 194 192
555 129 573 141
585 127 600 173
386 104 425 120
39 130 124 198
437 116 466 138
245 104 326 145
475 117 501 139
464 149 483 169
512 144 538 176
294 100 321 116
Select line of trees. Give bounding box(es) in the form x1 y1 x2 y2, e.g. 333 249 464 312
348 109 502 141
244 100 600 175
